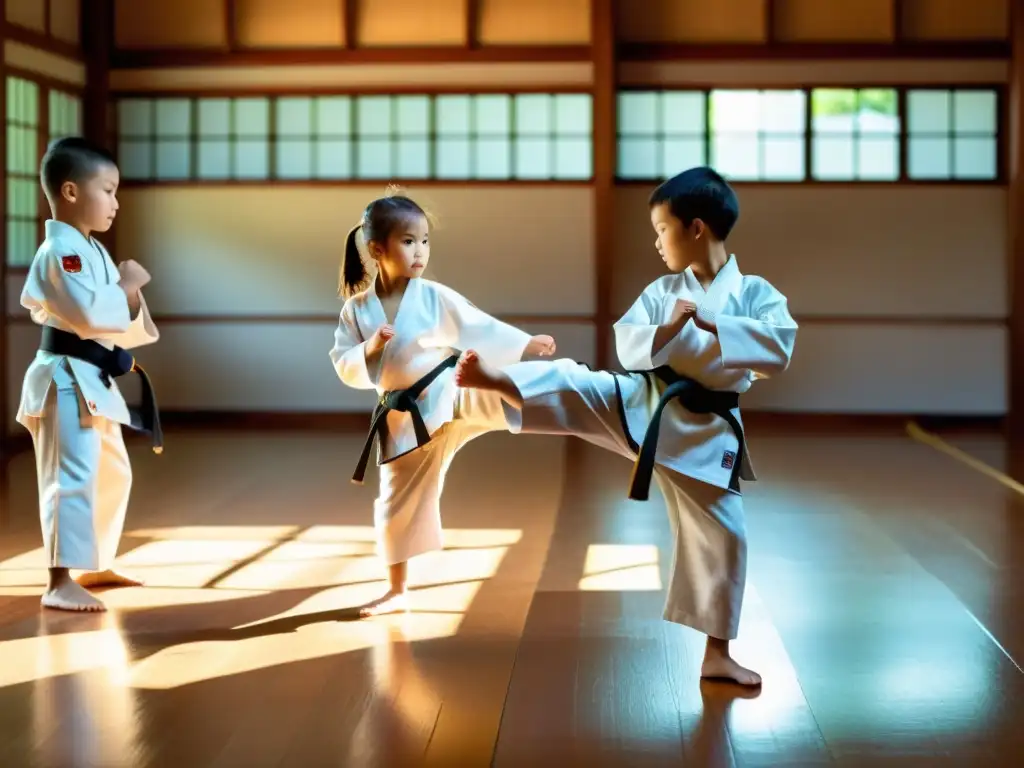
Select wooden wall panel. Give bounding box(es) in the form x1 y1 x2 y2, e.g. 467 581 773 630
115 0 228 49
774 0 894 42
5 0 45 31
903 0 1009 40
359 0 466 47
235 0 345 48
477 0 590 45
615 0 767 44
49 0 81 44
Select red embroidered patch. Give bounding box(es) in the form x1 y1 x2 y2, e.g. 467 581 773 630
721 451 736 470
61 255 82 273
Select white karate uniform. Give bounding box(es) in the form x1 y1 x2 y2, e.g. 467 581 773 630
500 256 797 639
330 276 531 565
17 220 159 571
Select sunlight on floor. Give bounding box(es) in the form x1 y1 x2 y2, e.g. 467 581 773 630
578 544 662 591
0 524 523 691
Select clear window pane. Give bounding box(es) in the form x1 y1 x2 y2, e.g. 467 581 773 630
763 137 804 180
554 137 591 179
118 139 152 179
396 138 430 178
235 140 269 179
858 137 899 180
953 90 997 134
908 136 951 178
618 92 658 136
617 138 658 179
710 91 762 132
276 139 313 179
436 138 471 178
475 137 510 178
515 94 551 136
118 99 152 137
435 96 471 136
276 97 312 136
235 98 270 137
954 137 997 179
155 100 191 137
197 139 231 179
555 94 591 135
661 92 705 134
316 96 351 137
315 139 352 178
155 140 190 179
357 138 392 177
907 90 951 134
662 137 704 176
474 95 511 136
198 99 231 137
357 96 392 137
858 89 898 133
761 90 805 132
395 96 430 136
711 135 759 179
515 136 551 178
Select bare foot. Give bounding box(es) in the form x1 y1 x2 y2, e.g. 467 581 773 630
41 580 107 612
75 570 144 589
455 350 524 408
701 650 762 687
358 589 409 618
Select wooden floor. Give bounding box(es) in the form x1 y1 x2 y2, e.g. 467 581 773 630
1 422 1022 767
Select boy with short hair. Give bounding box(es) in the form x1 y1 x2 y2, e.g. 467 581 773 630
455 166 798 686
17 136 161 612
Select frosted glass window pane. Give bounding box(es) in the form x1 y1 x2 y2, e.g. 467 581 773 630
663 138 704 176
907 91 950 133
858 137 899 180
5 126 15 173
357 138 392 177
618 92 657 136
435 96 471 136
515 94 551 135
761 91 805 132
118 99 152 136
235 98 269 137
277 139 312 178
436 138 471 178
8 78 38 124
6 178 17 215
618 138 658 178
315 139 351 178
763 137 804 180
474 95 510 136
661 92 704 134
555 137 591 179
155 140 190 179
155 100 191 137
9 126 35 173
711 91 761 131
857 89 898 133
21 179 37 217
316 97 351 136
395 96 430 136
119 139 152 179
358 96 392 137
475 138 510 178
234 140 268 179
953 91 997 133
396 138 430 177
276 97 312 136
515 137 551 178
954 137 997 179
197 139 231 179
908 137 951 178
813 137 853 180
711 135 759 179
555 94 591 134
198 99 231 137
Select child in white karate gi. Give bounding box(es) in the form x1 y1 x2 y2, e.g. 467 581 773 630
454 167 798 686
330 189 557 617
17 137 160 612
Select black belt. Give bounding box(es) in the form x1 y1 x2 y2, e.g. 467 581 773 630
626 366 744 501
40 326 164 454
351 354 459 485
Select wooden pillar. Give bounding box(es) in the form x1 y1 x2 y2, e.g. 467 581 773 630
0 35 8 476
592 0 615 369
82 0 112 148
1010 0 1024 476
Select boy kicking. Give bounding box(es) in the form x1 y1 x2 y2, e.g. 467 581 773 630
455 166 798 686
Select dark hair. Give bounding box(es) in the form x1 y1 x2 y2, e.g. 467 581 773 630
648 166 739 241
40 136 117 200
339 187 430 298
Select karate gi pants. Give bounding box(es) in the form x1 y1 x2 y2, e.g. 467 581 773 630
24 361 133 572
501 359 747 641
374 386 510 565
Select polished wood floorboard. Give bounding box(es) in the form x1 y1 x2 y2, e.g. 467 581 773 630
0 424 1022 766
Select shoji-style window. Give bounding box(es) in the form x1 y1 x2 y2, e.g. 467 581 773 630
6 76 40 267
810 88 899 181
48 88 82 141
115 93 594 182
906 89 999 180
